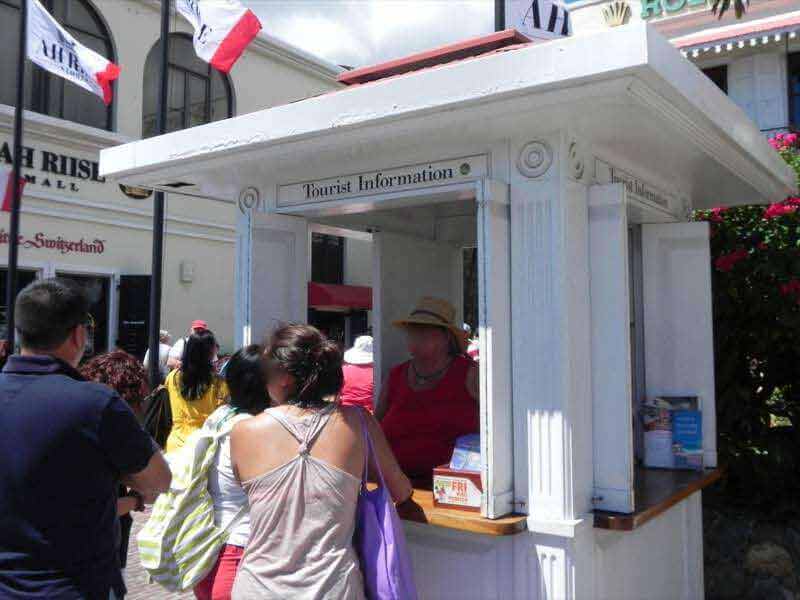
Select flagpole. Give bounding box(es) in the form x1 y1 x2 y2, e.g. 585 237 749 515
6 0 29 350
495 0 505 30
147 0 170 388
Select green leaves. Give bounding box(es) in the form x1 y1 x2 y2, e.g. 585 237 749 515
694 139 799 515
711 0 748 19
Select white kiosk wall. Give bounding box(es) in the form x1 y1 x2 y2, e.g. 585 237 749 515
372 230 462 414
249 213 309 343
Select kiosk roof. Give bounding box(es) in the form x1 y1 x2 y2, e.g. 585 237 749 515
100 23 795 209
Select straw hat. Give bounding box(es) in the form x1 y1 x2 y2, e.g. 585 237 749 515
392 297 468 353
344 335 373 365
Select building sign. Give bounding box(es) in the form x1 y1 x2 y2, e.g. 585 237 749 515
641 0 707 20
278 155 488 207
0 140 105 194
0 229 106 254
595 159 674 210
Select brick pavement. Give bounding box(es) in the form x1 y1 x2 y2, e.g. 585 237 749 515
123 509 193 600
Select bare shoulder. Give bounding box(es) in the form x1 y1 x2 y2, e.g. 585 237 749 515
231 411 275 438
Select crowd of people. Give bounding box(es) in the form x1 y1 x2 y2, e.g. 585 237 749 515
0 278 479 600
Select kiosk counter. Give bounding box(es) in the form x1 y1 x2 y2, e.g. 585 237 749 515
101 24 795 600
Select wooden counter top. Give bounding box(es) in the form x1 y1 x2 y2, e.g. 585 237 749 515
395 487 528 536
593 467 722 531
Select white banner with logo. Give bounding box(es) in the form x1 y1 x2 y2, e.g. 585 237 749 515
26 0 120 105
176 0 262 73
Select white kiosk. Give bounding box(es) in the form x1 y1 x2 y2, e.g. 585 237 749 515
102 24 794 600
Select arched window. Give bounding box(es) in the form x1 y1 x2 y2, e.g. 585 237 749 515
0 0 115 131
142 34 232 138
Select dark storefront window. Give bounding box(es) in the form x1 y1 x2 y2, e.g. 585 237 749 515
0 269 39 341
117 275 151 360
0 0 116 131
311 233 345 284
56 273 109 358
789 53 800 129
142 34 233 138
702 65 728 94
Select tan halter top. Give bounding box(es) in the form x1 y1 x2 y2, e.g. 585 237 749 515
231 405 365 600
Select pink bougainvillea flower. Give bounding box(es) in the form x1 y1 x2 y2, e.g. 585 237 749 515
785 133 798 145
780 280 800 303
764 201 799 219
715 248 748 272
785 196 800 206
709 206 728 222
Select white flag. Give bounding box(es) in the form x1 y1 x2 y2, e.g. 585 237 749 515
176 0 262 74
26 0 120 105
507 0 571 40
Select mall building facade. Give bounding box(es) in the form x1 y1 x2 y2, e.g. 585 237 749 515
0 0 343 356
571 0 800 136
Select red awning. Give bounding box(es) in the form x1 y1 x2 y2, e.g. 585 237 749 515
308 282 372 311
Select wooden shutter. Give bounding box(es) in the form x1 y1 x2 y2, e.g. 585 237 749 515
477 180 514 518
589 184 635 513
754 52 788 131
728 56 757 124
642 222 717 468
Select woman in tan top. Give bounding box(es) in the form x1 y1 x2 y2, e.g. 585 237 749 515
230 324 412 600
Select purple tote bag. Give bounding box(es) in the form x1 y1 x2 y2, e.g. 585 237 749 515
354 410 418 600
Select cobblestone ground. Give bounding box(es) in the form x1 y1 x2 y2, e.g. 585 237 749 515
123 509 193 600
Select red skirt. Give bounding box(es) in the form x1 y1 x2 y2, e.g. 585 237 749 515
194 544 244 600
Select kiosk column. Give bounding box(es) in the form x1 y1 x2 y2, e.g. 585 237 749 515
510 131 595 599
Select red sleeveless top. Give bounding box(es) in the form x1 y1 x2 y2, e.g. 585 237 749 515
339 364 374 412
380 356 478 480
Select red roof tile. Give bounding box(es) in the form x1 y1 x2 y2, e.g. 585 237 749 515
338 29 534 86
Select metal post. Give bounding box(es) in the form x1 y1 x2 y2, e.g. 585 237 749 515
495 0 506 31
147 0 170 388
6 0 28 350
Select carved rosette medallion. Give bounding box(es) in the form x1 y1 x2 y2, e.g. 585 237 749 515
237 186 261 214
566 138 586 182
517 141 553 178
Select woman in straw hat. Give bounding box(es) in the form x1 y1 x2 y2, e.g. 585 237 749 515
377 297 479 482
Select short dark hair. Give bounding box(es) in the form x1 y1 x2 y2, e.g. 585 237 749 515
225 345 268 415
265 324 343 409
15 278 90 351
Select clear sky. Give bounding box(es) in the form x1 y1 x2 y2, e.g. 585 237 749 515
245 1 495 68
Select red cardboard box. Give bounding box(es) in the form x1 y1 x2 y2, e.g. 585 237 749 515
432 464 483 512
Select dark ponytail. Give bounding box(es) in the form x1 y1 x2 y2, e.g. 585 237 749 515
265 324 343 409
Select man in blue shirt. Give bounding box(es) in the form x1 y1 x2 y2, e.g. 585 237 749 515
0 278 171 599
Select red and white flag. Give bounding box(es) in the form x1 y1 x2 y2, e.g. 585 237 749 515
176 0 262 74
26 0 121 105
1 169 26 213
